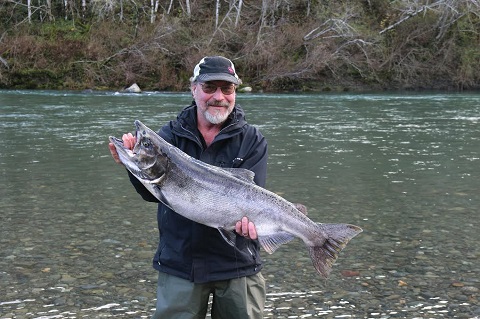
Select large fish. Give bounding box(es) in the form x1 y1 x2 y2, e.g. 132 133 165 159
109 120 362 278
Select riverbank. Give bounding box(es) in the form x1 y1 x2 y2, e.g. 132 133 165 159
1 1 479 92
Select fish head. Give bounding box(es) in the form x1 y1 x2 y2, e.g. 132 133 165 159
109 120 169 183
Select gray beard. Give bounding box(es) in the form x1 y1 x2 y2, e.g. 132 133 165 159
205 108 230 124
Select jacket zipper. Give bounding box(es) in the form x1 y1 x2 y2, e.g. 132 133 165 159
246 245 258 271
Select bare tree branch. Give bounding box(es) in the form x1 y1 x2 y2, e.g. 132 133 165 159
379 5 426 34
0 56 9 70
304 16 358 41
235 0 243 27
379 0 480 39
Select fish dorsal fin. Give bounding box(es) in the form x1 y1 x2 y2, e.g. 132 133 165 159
218 228 237 247
294 203 308 215
222 168 256 184
258 232 296 254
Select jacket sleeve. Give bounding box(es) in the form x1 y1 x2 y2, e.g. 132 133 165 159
127 170 159 203
238 128 268 188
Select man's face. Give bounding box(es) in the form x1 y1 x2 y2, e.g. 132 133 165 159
192 80 236 125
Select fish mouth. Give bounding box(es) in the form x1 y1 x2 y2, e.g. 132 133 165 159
109 136 135 157
109 135 145 177
109 132 160 182
109 121 145 156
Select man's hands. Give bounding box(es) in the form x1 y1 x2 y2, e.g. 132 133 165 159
233 205 305 241
108 132 136 165
235 216 257 240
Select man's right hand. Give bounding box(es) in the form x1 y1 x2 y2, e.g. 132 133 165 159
108 132 136 165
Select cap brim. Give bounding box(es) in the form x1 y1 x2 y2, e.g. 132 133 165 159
196 73 240 85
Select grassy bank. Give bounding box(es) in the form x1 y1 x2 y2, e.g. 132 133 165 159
1 1 479 92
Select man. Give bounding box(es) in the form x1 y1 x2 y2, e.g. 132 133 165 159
109 56 268 319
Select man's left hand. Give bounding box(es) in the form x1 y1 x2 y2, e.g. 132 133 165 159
235 216 257 240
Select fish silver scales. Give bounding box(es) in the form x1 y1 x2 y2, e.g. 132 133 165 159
110 120 363 278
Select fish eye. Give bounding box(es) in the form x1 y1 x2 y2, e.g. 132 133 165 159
142 139 152 147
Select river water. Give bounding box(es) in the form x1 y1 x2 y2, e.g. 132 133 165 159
0 90 479 319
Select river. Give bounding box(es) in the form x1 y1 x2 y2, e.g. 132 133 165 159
0 90 479 318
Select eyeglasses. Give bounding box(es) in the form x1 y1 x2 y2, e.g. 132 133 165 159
199 83 236 95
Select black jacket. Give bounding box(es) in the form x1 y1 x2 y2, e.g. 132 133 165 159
128 102 268 283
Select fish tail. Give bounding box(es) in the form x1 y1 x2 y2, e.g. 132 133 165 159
308 223 362 278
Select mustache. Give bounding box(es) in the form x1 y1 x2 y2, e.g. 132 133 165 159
206 101 230 108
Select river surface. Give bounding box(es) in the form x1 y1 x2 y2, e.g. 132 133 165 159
0 90 479 319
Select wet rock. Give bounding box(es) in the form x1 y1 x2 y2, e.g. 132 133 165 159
122 83 142 93
341 270 360 277
102 238 122 245
60 274 76 283
54 297 67 306
238 86 253 93
461 286 478 293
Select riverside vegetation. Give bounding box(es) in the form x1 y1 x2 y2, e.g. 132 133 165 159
0 0 479 92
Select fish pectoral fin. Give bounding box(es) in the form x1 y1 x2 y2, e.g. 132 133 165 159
218 228 237 247
258 232 296 254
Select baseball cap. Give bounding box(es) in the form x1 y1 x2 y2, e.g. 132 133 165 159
191 56 242 85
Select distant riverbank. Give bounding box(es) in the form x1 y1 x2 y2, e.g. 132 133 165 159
1 1 479 92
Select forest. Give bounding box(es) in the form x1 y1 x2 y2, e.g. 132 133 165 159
0 0 479 92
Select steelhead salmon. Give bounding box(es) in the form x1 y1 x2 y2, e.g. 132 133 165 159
109 120 362 278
